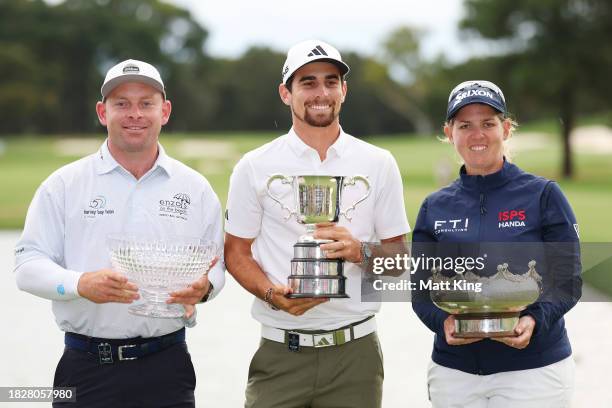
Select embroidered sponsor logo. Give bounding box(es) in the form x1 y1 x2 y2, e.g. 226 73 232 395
122 63 140 73
498 209 526 228
434 218 469 234
573 223 580 238
89 196 106 209
83 195 114 218
159 192 191 220
307 45 328 57
452 89 495 108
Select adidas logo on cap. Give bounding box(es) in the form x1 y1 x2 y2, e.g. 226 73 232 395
307 45 328 57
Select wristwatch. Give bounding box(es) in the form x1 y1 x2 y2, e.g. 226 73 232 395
199 282 214 303
359 241 373 267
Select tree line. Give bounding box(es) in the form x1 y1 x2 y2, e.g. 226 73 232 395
1 0 611 176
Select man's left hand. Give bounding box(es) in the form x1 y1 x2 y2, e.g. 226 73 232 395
491 315 536 349
167 257 218 313
313 223 362 263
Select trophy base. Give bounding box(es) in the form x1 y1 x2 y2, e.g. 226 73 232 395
128 302 184 319
453 313 519 338
287 293 350 299
287 276 348 298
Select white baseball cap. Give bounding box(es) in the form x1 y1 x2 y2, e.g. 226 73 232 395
101 59 166 100
281 40 350 85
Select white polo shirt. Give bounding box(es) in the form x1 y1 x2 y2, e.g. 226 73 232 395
14 140 225 338
225 128 410 330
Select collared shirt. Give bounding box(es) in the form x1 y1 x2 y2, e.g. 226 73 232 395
225 128 410 330
15 140 225 338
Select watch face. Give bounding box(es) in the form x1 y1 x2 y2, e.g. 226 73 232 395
364 244 372 257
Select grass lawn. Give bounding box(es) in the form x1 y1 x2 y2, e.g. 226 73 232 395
0 127 610 294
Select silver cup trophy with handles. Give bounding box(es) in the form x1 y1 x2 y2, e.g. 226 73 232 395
108 234 219 318
266 175 370 298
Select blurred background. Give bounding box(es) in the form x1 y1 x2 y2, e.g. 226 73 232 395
0 0 611 406
1 0 610 287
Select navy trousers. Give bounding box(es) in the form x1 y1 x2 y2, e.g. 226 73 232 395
53 342 196 408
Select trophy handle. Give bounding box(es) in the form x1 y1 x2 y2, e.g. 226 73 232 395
266 174 297 220
339 175 371 221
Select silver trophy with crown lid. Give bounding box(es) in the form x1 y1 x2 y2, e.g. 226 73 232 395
266 174 370 298
430 261 542 337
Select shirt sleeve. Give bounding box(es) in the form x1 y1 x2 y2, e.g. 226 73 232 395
14 180 83 300
411 198 449 335
224 156 263 239
200 185 226 302
374 152 411 240
522 181 582 334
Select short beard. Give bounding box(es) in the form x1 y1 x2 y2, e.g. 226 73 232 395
293 105 339 128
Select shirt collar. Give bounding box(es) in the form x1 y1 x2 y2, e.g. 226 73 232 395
95 139 173 177
458 158 521 191
285 127 349 159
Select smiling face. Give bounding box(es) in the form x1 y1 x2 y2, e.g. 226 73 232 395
444 103 511 176
279 61 347 128
96 82 171 155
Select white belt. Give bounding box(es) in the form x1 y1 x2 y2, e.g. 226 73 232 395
261 317 377 348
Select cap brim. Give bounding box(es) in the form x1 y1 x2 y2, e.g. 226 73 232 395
284 58 350 84
447 97 505 121
101 74 165 99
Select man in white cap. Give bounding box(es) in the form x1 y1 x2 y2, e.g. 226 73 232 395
225 40 410 407
14 59 225 407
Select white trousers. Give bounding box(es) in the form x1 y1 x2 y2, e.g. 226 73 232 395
427 357 575 408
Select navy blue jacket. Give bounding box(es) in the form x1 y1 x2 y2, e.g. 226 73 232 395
411 160 582 375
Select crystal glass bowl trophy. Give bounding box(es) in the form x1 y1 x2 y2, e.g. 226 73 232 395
108 234 218 318
431 261 542 337
266 174 370 298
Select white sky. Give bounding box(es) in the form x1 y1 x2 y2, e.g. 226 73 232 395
170 0 473 62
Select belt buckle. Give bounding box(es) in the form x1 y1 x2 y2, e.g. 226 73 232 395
118 344 137 361
313 333 335 348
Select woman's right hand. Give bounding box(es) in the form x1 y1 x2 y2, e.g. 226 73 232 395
443 315 483 346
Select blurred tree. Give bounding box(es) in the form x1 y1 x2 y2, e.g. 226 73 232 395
0 0 211 133
461 0 612 178
378 26 434 134
204 47 288 131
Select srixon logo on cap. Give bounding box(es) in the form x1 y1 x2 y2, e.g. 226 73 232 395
122 64 140 73
452 89 495 108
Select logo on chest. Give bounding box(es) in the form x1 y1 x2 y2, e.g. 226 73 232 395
434 218 470 234
497 209 526 228
159 193 191 220
83 195 115 218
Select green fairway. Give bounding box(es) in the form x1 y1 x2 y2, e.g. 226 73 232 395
1 129 610 294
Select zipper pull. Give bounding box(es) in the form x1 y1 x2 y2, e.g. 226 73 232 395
479 193 487 215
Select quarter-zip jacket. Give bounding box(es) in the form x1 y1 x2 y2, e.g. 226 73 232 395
411 160 582 375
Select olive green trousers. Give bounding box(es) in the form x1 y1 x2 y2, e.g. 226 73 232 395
245 332 384 408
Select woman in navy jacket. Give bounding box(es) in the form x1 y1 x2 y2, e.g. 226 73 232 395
411 80 582 408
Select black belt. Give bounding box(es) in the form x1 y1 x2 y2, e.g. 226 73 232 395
64 328 185 364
